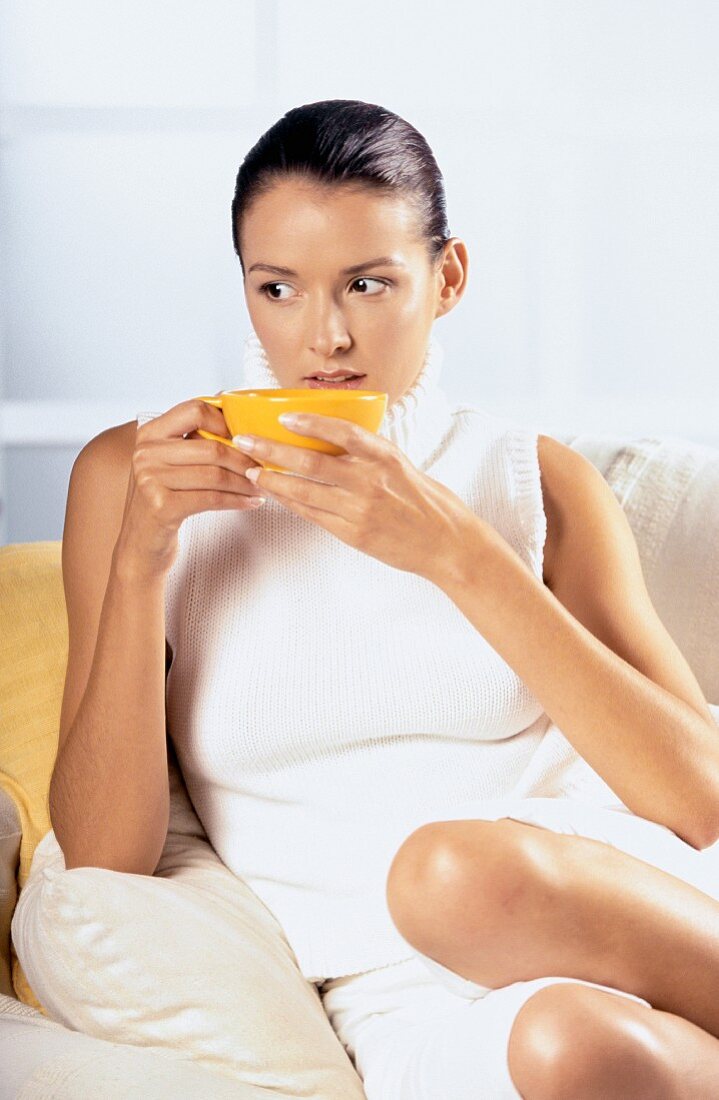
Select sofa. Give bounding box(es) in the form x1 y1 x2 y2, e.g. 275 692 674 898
2 429 719 1098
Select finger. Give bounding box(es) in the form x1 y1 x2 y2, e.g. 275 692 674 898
157 464 266 497
276 412 381 457
167 488 267 516
232 433 355 488
137 435 259 478
138 398 231 442
234 437 349 486
245 465 352 515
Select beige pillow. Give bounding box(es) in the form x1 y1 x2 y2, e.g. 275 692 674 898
569 435 719 705
605 437 719 705
11 751 365 1098
0 997 272 1100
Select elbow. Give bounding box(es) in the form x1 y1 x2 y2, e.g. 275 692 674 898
682 804 719 852
689 832 719 853
682 764 719 851
691 820 719 852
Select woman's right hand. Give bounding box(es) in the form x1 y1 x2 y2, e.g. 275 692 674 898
114 397 266 580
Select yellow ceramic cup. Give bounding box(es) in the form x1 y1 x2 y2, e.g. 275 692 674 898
194 388 389 473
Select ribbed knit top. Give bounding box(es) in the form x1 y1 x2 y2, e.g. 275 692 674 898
136 330 627 982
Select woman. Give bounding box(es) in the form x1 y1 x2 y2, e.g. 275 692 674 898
55 101 719 1097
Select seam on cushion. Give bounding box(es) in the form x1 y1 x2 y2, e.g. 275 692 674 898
507 426 547 582
0 996 60 1023
604 439 660 504
18 1047 143 1099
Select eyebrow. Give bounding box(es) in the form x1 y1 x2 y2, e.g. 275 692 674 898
247 256 406 278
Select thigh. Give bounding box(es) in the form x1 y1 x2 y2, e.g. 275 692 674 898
322 953 651 1100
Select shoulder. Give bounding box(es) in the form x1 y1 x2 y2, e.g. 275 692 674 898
73 419 137 475
536 433 618 591
67 421 138 528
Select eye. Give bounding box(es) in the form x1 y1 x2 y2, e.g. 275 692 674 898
259 282 294 301
258 277 389 302
350 277 388 295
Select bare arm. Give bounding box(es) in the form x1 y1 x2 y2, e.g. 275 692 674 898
49 399 264 875
426 436 719 851
49 425 170 875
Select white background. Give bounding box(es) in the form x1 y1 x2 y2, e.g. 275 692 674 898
1 1 718 542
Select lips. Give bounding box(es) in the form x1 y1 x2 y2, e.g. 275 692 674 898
306 372 364 380
306 375 367 389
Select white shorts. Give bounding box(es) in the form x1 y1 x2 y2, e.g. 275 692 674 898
320 796 719 1099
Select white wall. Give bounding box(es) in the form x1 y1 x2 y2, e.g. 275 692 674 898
1 0 718 543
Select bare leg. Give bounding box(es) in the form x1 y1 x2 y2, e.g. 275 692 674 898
388 820 719 1038
508 983 719 1100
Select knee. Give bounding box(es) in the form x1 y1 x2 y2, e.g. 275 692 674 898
385 819 546 954
507 983 671 1100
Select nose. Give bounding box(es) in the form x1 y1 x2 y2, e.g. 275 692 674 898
307 295 352 358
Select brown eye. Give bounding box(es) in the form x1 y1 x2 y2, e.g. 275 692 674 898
260 282 293 300
352 278 386 295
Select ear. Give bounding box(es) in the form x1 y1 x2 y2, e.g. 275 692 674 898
435 237 469 317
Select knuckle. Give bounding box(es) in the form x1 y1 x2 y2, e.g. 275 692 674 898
296 447 321 477
222 467 240 489
134 467 153 491
132 443 149 468
148 486 166 513
371 457 396 490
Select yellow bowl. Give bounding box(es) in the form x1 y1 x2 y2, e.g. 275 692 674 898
194 388 389 473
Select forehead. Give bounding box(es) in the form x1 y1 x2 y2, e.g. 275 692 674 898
241 177 422 260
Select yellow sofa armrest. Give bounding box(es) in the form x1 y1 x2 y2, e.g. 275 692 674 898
0 540 67 1007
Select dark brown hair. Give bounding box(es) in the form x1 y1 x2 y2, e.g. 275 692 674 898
231 99 451 274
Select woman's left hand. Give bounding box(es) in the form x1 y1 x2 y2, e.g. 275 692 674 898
232 412 475 580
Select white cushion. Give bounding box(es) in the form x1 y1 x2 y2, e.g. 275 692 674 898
10 752 365 1098
565 434 719 704
0 992 259 1099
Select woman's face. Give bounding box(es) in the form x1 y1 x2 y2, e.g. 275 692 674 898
239 177 467 407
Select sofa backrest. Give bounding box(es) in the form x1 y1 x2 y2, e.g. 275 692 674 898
559 432 719 706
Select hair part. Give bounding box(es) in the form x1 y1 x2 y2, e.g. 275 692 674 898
231 99 451 275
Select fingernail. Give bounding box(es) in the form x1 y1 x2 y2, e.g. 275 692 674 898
247 497 266 508
245 466 261 483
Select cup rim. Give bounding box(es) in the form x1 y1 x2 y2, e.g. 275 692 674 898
220 388 388 399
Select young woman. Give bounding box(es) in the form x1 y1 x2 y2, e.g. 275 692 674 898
54 100 719 1098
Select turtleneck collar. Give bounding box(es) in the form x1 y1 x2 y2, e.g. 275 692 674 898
240 330 454 470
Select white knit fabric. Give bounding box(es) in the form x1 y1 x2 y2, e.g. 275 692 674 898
137 330 628 983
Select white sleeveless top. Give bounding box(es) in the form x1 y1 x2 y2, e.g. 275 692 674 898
136 331 627 982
